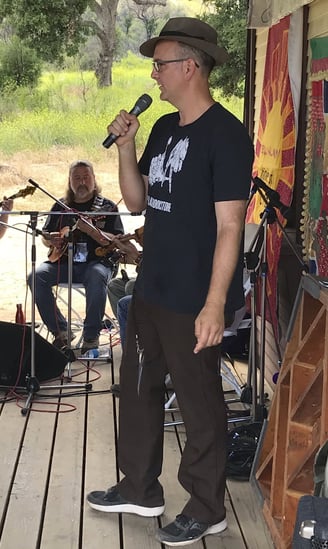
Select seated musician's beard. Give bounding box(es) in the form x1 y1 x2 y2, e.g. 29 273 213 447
75 185 92 201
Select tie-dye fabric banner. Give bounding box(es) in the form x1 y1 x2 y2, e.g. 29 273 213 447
301 36 328 276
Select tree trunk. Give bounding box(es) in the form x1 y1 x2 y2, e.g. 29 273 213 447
88 0 119 87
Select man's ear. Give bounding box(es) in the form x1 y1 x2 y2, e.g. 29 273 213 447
185 60 196 79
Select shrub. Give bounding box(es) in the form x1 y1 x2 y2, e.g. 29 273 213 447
0 37 42 89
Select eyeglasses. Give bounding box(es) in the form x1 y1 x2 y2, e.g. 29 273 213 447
152 58 199 72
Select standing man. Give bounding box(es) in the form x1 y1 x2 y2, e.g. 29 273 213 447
28 160 124 354
87 17 254 547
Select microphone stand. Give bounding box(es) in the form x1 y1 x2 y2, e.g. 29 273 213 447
26 179 99 381
241 180 308 423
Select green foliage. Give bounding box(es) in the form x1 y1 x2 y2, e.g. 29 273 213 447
202 0 248 98
0 0 89 63
0 36 42 89
0 53 242 156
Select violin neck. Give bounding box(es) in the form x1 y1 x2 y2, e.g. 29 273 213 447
120 232 135 244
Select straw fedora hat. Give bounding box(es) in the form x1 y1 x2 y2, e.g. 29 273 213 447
139 17 228 67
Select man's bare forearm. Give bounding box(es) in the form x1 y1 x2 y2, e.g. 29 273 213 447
206 200 246 308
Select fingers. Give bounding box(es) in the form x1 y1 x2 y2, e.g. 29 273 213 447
193 307 225 354
1 198 13 211
193 326 223 354
49 231 64 247
106 110 139 144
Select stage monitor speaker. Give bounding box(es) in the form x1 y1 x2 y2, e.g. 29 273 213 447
0 321 68 387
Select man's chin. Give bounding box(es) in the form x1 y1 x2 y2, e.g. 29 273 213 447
76 188 92 201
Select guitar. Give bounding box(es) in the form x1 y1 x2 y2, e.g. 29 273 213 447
43 226 74 263
0 185 36 207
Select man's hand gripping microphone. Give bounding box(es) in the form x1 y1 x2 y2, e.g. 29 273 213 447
102 94 153 149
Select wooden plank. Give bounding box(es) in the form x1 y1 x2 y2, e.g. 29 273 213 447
122 515 160 549
205 515 246 549
40 366 89 548
0 392 59 549
227 480 274 549
0 399 27 521
82 352 121 548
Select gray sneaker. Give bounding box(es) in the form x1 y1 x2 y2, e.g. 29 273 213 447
53 331 76 350
86 486 164 517
156 513 227 546
81 336 99 355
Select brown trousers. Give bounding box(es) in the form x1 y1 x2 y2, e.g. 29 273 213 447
117 295 227 524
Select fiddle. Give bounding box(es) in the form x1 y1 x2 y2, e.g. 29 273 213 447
28 178 115 248
95 226 144 257
0 185 36 207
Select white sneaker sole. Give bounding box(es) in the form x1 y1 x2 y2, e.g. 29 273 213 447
206 518 228 535
157 518 228 546
88 500 165 517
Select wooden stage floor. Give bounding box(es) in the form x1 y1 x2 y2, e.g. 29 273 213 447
0 330 274 549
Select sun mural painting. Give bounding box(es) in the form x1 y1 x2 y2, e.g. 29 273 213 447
246 15 297 334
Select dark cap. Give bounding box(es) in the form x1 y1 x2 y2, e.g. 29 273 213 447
139 17 228 67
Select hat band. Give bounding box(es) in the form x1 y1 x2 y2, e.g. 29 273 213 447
160 30 207 41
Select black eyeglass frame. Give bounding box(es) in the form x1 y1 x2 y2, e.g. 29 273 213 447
152 58 199 72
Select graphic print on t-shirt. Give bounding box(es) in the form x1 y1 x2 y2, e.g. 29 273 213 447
147 136 189 212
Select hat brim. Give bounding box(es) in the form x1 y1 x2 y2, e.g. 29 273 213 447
139 35 229 67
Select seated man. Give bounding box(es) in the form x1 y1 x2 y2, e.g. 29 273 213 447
28 160 124 354
108 237 142 396
107 233 143 321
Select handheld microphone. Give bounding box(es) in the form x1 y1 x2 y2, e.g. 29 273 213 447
252 176 290 219
102 93 153 149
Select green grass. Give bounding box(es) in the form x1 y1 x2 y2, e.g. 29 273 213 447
0 52 243 157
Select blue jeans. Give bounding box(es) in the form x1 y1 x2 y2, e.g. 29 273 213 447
27 260 112 339
117 294 132 347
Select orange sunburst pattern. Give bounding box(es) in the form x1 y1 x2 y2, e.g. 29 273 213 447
246 15 296 331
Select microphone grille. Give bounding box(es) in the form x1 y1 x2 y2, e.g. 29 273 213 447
135 94 153 114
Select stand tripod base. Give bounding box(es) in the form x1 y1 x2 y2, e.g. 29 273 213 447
21 375 93 415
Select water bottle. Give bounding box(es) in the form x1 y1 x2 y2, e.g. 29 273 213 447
83 349 99 358
15 303 26 324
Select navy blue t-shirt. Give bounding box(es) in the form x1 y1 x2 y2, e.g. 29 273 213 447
136 103 254 315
